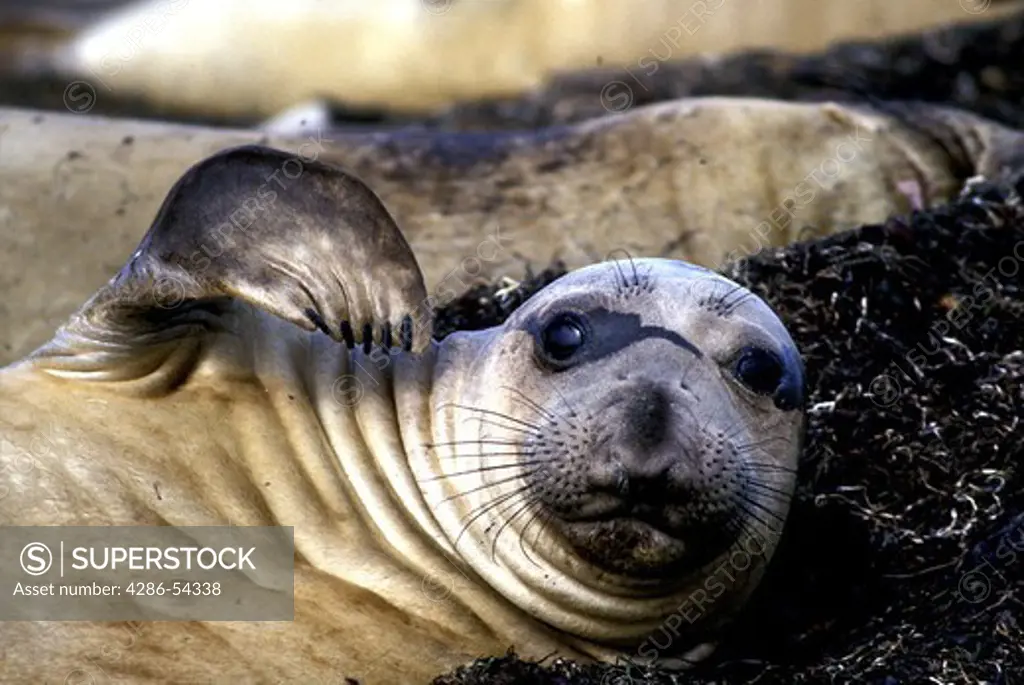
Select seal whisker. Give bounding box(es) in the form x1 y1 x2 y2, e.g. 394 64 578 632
738 518 777 556
722 421 783 447
454 482 535 548
440 403 544 432
714 283 745 313
737 507 781 537
735 435 795 450
433 448 537 461
460 416 543 437
620 252 640 289
548 385 581 422
457 481 533 520
606 249 641 290
517 504 553 569
627 254 639 288
721 422 749 442
741 492 791 511
502 385 559 422
425 439 527 450
742 478 794 499
609 256 629 291
441 470 534 505
731 497 782 535
741 461 799 475
739 490 791 510
434 451 528 462
735 492 787 526
724 515 773 563
490 493 544 561
420 459 548 483
723 290 754 316
742 465 798 475
725 516 763 559
722 514 744 540
706 282 733 308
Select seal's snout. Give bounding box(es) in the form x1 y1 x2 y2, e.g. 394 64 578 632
621 382 671 451
602 379 703 477
600 383 678 498
494 260 802 581
526 371 758 576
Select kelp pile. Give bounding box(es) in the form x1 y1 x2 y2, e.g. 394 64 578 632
431 176 1024 684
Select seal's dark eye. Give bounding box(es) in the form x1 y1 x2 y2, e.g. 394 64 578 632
540 314 586 362
733 346 783 396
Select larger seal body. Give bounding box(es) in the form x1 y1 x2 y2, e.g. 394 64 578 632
48 0 1022 116
3 97 1023 364
0 147 805 683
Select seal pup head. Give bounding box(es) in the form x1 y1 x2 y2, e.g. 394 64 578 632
430 258 804 623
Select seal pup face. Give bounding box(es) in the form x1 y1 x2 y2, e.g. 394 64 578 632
449 258 804 584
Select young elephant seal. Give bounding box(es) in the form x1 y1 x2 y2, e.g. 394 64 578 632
0 146 804 684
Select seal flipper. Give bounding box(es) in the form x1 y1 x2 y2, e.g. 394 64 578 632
32 145 432 380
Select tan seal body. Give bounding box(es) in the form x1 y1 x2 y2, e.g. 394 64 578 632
0 147 805 683
47 0 1024 117
3 97 1023 364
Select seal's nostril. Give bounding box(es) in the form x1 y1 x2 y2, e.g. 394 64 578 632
604 447 675 504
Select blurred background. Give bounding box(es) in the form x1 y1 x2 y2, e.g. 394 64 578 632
0 0 1022 129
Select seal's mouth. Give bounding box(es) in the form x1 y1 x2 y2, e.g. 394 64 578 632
538 471 743 576
559 487 733 538
556 516 697 578
569 500 680 534
554 509 737 578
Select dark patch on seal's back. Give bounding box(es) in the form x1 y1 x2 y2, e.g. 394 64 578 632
362 123 598 216
423 131 517 170
375 129 520 174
